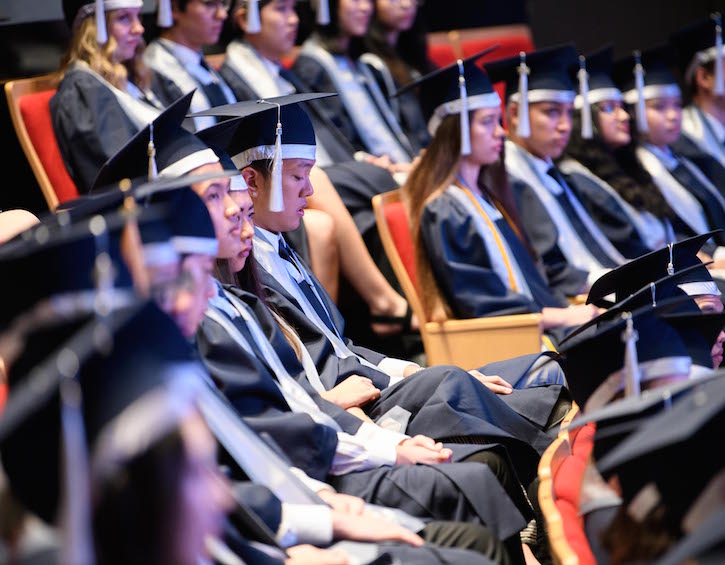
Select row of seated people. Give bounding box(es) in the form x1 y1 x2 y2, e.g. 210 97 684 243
2 68 724 564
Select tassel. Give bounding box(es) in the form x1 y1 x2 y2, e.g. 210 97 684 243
95 0 108 45
578 56 593 139
316 0 330 26
269 104 284 212
516 51 530 138
457 59 471 156
147 123 158 181
246 0 261 34
633 51 649 134
714 14 724 96
157 0 173 28
667 242 674 275
621 313 641 398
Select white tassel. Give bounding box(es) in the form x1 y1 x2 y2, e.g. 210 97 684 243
621 313 641 398
148 123 158 181
714 14 724 96
516 51 530 138
316 0 330 26
95 0 108 45
246 0 261 34
667 242 674 275
269 105 284 212
633 51 649 134
457 59 471 156
578 56 593 139
157 0 173 28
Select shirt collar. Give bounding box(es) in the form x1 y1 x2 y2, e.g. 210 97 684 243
515 143 555 176
702 108 725 143
255 225 282 254
159 38 203 68
645 143 679 170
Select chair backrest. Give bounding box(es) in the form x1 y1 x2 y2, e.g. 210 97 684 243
5 74 78 210
372 189 428 327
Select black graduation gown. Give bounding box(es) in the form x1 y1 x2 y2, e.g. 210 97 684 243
674 134 725 200
196 291 530 539
50 69 144 194
561 171 652 259
420 191 568 320
510 176 590 296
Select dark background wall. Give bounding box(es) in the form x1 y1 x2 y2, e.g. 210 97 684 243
1 0 723 213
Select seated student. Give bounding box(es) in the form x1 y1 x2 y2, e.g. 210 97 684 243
399 53 601 334
51 0 165 193
559 46 677 252
484 46 646 294
94 106 531 564
292 0 421 167
670 13 725 170
612 46 725 257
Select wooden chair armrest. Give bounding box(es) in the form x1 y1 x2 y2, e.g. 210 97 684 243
568 294 588 305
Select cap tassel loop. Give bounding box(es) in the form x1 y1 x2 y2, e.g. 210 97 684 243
516 52 531 138
457 59 472 156
621 312 642 398
270 104 284 212
95 0 108 44
148 123 158 181
714 14 724 96
246 0 261 34
578 56 593 139
157 0 173 28
316 0 330 26
667 242 675 275
633 51 649 133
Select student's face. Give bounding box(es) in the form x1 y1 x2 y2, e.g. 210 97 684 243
596 99 631 149
375 0 417 32
109 7 144 62
244 158 315 233
246 0 299 59
514 100 574 160
464 107 505 167
173 254 216 338
695 294 725 369
228 190 255 273
338 0 373 38
173 0 229 49
644 95 683 148
191 163 243 259
173 411 234 565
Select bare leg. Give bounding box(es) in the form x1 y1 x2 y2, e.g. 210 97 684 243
308 166 415 334
303 208 340 304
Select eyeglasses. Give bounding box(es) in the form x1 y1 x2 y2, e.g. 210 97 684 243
197 0 232 12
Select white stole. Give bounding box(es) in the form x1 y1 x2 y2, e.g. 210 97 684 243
224 40 294 98
681 105 725 168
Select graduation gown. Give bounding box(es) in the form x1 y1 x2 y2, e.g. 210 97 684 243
421 185 568 319
679 104 725 169
197 287 530 540
49 65 160 194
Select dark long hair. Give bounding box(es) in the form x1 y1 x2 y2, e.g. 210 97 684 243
313 0 368 58
563 106 676 219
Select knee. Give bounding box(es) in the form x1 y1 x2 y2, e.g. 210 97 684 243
304 209 337 258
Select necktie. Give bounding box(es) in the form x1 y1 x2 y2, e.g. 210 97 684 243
278 239 341 337
671 159 725 239
547 166 618 268
199 59 229 107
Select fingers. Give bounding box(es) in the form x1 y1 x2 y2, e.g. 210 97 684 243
390 526 425 547
411 435 442 450
485 382 514 395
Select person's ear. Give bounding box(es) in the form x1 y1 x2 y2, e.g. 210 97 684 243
235 6 247 31
507 100 519 132
242 166 262 197
694 65 713 94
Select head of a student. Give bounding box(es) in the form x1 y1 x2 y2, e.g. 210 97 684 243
374 0 418 34
317 0 373 55
61 1 145 86
507 99 575 160
234 0 299 60
690 58 725 106
640 94 683 149
689 290 725 369
167 0 230 51
227 188 255 273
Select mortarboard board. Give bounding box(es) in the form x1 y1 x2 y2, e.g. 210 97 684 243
612 45 682 133
393 46 500 155
596 372 725 531
670 12 725 96
197 120 249 192
189 93 336 212
484 44 578 138
571 45 622 139
587 231 720 306
560 296 694 413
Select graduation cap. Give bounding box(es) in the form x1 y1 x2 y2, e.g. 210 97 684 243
189 93 336 212
560 296 694 413
484 44 578 138
197 121 249 192
596 373 725 530
612 45 682 134
63 0 143 44
571 45 621 139
157 187 219 257
393 46 500 155
670 12 725 95
587 231 721 306
91 91 224 191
